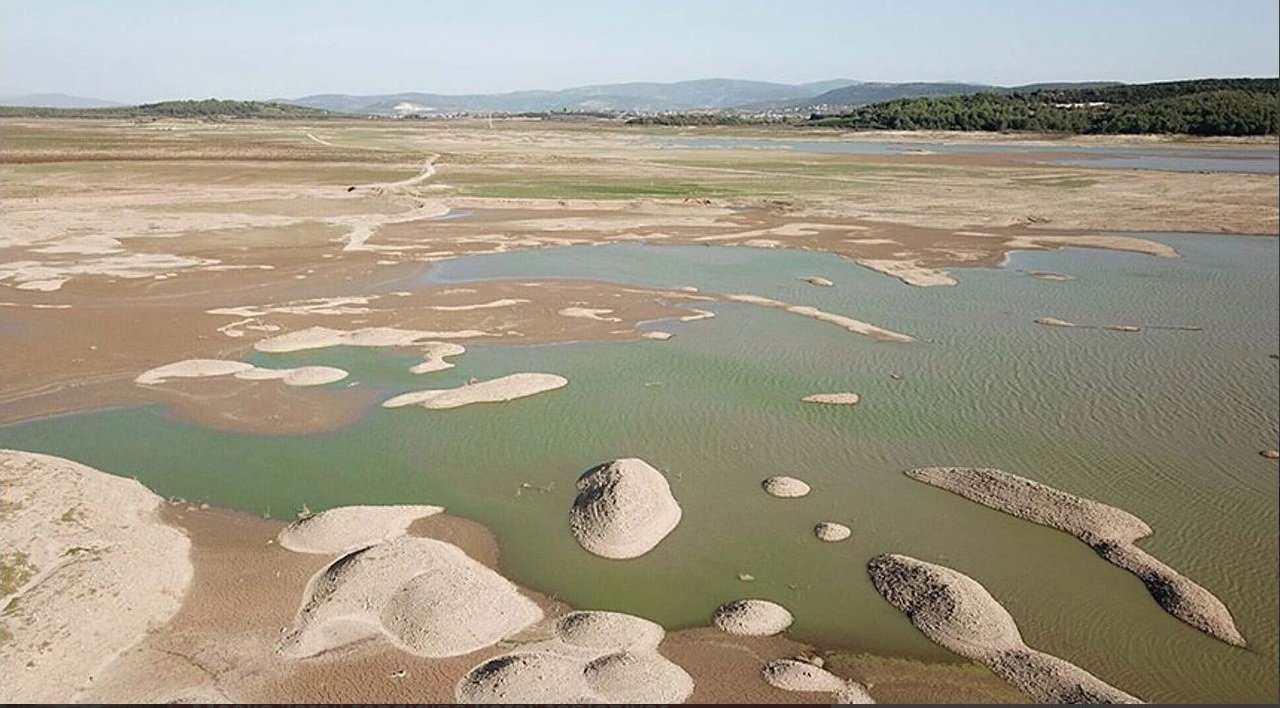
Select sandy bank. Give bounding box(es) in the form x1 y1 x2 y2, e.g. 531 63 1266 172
802 276 834 287
0 450 193 703
905 466 1245 646
569 458 682 559
853 259 958 287
410 342 467 374
136 358 348 387
868 554 1140 703
278 504 444 554
255 325 491 353
725 294 915 342
803 392 861 405
383 373 569 410
1034 317 1077 328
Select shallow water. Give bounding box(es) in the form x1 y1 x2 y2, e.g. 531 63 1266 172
2 236 1276 702
656 136 1280 174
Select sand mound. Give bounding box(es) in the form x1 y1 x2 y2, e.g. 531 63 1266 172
1029 271 1075 282
642 331 674 340
712 599 794 636
905 466 1245 646
1262 449 1279 459
280 536 542 658
410 342 467 374
1034 317 1076 328
556 610 666 651
0 450 193 703
803 393 861 406
570 458 682 559
456 609 693 703
803 276 834 287
762 476 810 498
814 522 852 542
136 359 347 387
763 657 876 702
1106 325 1141 333
383 373 568 410
867 554 1139 704
277 505 444 554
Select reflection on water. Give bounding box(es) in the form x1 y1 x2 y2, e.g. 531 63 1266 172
1 236 1276 702
655 136 1279 174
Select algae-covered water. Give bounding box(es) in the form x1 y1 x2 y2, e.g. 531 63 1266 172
3 236 1276 702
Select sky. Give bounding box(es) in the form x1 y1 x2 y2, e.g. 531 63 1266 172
2 0 1277 102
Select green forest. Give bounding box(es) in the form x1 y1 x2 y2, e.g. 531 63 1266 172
0 100 333 120
808 79 1279 136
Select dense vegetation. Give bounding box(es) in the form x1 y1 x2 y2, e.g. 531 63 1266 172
0 99 333 120
808 79 1279 136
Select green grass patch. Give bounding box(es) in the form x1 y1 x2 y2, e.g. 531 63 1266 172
1009 175 1099 189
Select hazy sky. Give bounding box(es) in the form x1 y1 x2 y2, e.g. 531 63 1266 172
2 0 1277 102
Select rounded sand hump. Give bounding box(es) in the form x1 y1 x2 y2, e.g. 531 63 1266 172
761 475 810 498
277 504 444 554
570 458 682 559
712 598 794 636
279 536 542 658
382 372 568 410
762 658 875 703
802 392 861 406
814 521 852 542
867 553 1140 704
455 609 693 703
905 466 1246 647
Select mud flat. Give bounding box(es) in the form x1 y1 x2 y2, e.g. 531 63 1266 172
905 466 1245 646
382 373 569 410
569 458 682 559
0 450 193 703
868 554 1140 704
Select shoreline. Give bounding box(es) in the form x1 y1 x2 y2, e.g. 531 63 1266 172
0 447 1022 703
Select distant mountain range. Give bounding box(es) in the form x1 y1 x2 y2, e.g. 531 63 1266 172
277 79 1131 115
0 79 1130 115
0 93 123 109
275 79 861 115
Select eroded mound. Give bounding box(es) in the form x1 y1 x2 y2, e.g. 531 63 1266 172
814 521 852 542
277 505 444 554
905 466 1245 646
868 554 1140 704
456 609 693 703
762 476 811 498
280 536 542 658
570 458 682 559
712 598 794 636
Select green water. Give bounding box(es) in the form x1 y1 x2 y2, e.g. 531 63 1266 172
3 236 1276 702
